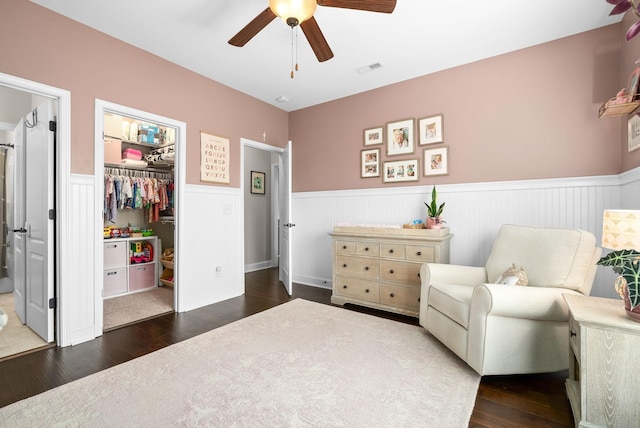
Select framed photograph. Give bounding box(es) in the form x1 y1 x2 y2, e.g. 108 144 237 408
386 118 415 156
383 159 419 183
629 114 640 152
423 146 449 176
418 114 444 145
364 126 383 146
627 67 640 102
361 148 380 178
250 171 266 194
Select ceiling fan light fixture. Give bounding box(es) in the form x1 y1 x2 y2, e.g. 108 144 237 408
269 0 317 26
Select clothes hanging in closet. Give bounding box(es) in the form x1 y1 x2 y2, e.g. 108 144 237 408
104 171 174 224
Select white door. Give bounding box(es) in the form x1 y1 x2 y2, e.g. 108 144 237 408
12 118 26 324
22 101 55 342
278 141 293 295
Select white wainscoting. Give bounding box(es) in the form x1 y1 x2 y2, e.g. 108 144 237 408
179 184 244 312
292 173 638 299
68 174 97 345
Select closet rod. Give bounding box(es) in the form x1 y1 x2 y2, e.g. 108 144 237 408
104 163 173 174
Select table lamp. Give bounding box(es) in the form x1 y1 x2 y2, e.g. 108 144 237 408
598 209 640 321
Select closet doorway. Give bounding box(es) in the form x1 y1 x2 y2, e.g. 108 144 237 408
95 100 186 333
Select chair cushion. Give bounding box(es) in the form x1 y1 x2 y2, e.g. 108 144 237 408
428 283 474 329
486 224 597 293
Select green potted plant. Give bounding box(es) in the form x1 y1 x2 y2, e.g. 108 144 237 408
597 249 640 321
425 186 445 229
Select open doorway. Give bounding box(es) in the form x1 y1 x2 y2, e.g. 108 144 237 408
0 85 59 359
242 139 292 295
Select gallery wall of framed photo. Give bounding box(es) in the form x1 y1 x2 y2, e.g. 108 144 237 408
361 114 449 183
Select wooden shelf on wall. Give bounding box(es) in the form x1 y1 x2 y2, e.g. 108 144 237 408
599 98 640 117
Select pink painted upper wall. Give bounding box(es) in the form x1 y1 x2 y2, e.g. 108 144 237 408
620 11 640 172
290 25 623 192
0 0 289 187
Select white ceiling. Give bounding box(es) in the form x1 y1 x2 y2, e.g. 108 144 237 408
32 0 621 112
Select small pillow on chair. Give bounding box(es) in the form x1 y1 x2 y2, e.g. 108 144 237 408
495 263 528 286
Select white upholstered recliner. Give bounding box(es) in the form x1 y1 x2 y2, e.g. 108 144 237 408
419 224 601 375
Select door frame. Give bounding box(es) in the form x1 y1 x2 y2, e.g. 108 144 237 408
94 100 186 332
240 138 286 283
0 72 71 346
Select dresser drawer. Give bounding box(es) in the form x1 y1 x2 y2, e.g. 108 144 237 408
104 240 127 269
336 255 379 279
104 268 127 297
405 245 436 262
334 275 379 303
379 260 421 285
568 313 580 362
380 283 421 311
380 243 406 259
357 242 380 257
336 240 356 255
128 264 156 292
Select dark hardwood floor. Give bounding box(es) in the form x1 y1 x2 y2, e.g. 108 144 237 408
0 268 574 427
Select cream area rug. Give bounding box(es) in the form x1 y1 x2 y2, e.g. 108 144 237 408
0 299 480 427
103 286 173 330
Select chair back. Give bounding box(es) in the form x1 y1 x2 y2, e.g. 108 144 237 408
485 224 601 295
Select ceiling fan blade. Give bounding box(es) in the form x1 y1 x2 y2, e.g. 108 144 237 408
300 17 334 62
228 7 277 47
317 0 396 14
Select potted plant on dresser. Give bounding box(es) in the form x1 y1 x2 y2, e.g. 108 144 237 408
425 186 445 229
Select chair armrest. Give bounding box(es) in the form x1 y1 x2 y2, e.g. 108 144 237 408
471 284 582 322
420 263 488 287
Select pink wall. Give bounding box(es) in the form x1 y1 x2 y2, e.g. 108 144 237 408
0 0 289 187
620 11 640 172
290 25 623 192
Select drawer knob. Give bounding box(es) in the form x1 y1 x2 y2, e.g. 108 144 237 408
389 249 394 254
343 285 347 289
418 297 420 302
417 273 420 278
343 245 347 249
390 293 395 298
416 251 422 256
364 266 369 271
364 247 369 251
570 331 576 338
343 264 347 268
365 289 370 293
389 269 394 274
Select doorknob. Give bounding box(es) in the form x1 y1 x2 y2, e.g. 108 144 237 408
283 223 296 228
12 227 27 234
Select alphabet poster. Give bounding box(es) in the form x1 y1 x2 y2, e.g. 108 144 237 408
200 132 230 183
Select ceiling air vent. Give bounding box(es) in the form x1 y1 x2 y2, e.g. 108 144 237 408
356 63 383 75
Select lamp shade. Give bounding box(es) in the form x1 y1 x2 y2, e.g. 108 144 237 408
602 209 640 251
269 0 317 24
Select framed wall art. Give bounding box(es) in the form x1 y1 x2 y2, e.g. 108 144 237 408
383 159 419 183
200 132 230 184
423 146 449 176
364 126 383 146
627 67 640 102
418 114 444 145
250 171 266 194
629 113 640 152
361 148 380 178
386 118 415 156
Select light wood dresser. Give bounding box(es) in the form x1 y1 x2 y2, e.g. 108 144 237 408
329 226 452 317
564 294 640 427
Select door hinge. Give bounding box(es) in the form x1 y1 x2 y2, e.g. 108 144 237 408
49 120 56 132
48 297 56 309
49 209 55 220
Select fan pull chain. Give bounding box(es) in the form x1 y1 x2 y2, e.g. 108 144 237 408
290 26 300 79
291 26 295 79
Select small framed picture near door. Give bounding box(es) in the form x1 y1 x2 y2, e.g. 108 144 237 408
629 113 640 152
251 171 266 194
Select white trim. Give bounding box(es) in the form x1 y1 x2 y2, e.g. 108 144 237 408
244 261 276 273
293 174 622 200
0 72 72 347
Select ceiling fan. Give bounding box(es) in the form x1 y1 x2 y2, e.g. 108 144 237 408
228 0 397 63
